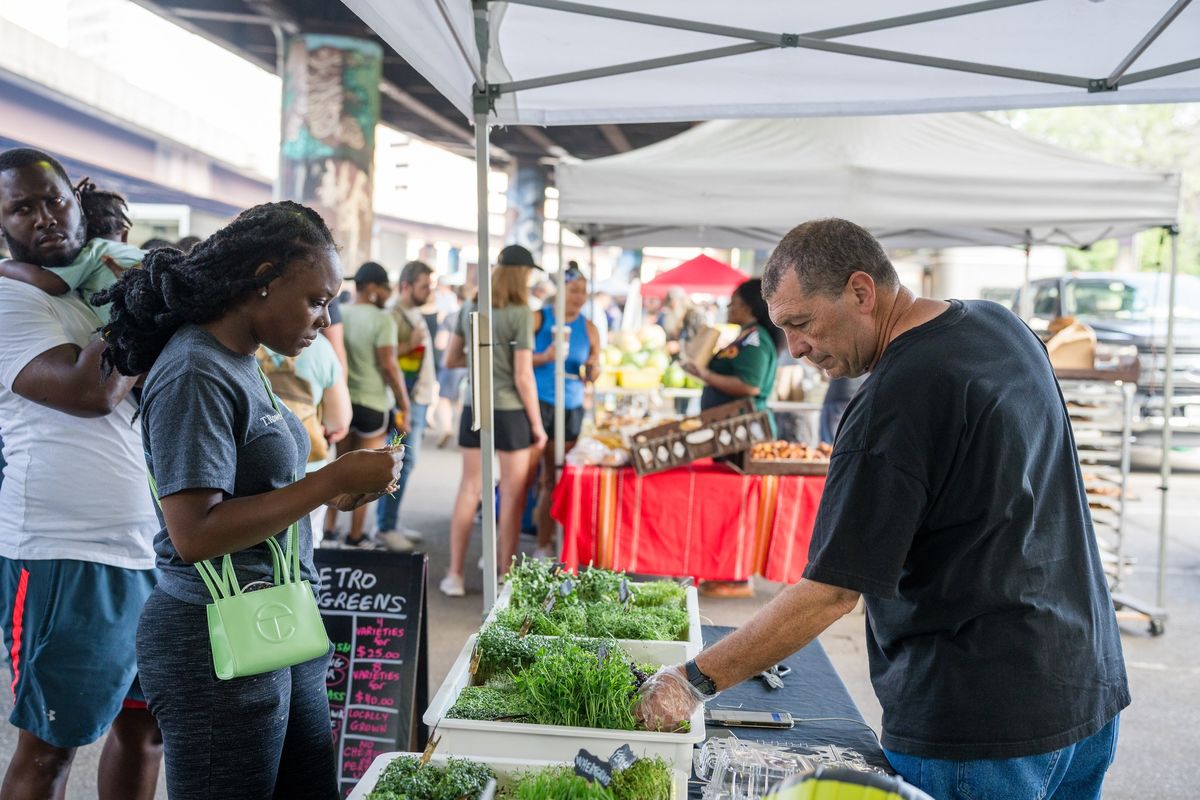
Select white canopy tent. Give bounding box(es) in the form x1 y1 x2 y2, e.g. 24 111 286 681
557 114 1181 251
346 1 1200 125
340 0 1199 618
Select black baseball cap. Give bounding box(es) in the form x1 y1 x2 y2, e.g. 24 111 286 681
354 261 390 286
497 244 544 271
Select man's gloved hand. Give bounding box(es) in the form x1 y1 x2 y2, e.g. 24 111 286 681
635 664 706 732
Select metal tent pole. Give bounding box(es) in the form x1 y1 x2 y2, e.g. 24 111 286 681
588 238 597 333
473 3 499 610
1019 232 1032 319
554 234 567 553
1157 227 1179 612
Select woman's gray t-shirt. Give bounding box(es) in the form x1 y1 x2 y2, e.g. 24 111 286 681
142 324 317 605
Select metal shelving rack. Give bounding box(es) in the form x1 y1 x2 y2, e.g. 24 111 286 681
1060 372 1166 636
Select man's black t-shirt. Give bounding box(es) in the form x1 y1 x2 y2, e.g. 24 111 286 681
805 299 1129 760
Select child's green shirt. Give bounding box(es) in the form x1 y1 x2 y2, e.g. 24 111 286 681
49 239 144 323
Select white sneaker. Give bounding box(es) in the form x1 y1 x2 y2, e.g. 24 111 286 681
398 527 424 543
439 574 466 597
380 531 416 553
532 546 556 561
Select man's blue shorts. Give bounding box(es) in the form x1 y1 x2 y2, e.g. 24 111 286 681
0 557 157 748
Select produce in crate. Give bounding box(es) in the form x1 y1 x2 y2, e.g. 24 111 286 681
424 630 704 767
447 631 687 734
365 755 494 800
750 440 833 462
495 559 690 641
363 753 675 800
507 758 674 799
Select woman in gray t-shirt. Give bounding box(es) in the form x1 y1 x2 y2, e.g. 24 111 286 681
95 201 403 799
440 246 548 597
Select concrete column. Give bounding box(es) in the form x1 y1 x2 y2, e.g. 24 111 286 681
504 160 548 263
617 248 643 282
279 33 382 269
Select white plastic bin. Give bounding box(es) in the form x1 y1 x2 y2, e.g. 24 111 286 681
484 581 703 658
348 752 688 800
424 634 705 774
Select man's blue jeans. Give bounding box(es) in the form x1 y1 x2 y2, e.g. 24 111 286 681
376 402 426 532
884 715 1119 800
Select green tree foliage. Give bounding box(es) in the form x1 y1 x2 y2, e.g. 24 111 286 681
990 105 1200 275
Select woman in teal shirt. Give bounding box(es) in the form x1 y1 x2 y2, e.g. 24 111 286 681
684 278 784 422
683 278 784 598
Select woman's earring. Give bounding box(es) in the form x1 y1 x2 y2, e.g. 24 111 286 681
260 289 268 297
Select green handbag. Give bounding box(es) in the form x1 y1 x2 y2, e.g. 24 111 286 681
193 519 330 680
147 369 330 680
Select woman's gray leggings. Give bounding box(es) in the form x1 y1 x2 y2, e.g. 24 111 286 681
137 588 338 800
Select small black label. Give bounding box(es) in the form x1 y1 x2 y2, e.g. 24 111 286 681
609 744 637 773
618 578 631 605
559 578 575 597
596 642 609 663
573 749 613 786
542 587 557 615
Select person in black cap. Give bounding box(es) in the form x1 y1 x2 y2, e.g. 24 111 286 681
336 262 412 548
440 244 548 596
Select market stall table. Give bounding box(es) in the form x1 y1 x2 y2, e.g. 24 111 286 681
552 459 824 583
688 625 890 798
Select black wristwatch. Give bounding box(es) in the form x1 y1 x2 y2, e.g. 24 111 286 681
684 658 718 697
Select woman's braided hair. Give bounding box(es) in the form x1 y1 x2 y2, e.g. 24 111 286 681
94 201 334 376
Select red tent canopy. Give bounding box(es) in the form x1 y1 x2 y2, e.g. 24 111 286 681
640 254 748 299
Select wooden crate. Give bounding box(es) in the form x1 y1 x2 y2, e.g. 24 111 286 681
630 400 772 476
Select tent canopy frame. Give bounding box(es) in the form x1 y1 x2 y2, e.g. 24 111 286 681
465 0 1198 109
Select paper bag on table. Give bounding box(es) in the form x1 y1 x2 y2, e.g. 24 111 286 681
683 326 721 369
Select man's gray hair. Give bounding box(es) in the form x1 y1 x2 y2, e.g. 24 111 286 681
762 218 898 299
399 259 434 287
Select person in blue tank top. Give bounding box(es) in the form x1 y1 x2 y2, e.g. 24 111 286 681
530 267 599 558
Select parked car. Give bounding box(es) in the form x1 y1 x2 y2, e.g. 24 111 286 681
1015 272 1200 466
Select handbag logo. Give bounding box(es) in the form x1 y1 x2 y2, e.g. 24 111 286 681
255 602 296 642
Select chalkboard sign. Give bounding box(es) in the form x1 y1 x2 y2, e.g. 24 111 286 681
315 549 428 798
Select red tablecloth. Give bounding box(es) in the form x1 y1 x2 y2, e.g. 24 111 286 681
551 459 825 583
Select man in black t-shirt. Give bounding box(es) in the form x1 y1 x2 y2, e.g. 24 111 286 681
637 219 1128 800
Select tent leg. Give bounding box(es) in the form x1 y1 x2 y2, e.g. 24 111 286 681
1019 233 1032 319
554 235 567 555
476 109 498 610
1157 228 1179 613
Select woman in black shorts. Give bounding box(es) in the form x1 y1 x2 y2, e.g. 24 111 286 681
337 262 411 547
440 245 548 596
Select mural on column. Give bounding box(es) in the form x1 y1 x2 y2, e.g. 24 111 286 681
280 34 382 268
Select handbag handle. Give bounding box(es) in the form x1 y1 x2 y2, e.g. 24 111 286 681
144 365 306 604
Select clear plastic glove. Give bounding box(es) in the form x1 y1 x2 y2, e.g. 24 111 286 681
635 664 706 732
